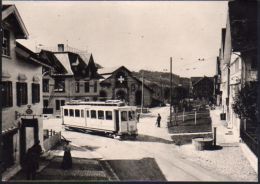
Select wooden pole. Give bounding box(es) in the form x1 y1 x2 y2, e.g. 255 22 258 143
141 70 144 114
170 57 172 126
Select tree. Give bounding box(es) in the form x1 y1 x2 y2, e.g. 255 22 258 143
232 82 257 122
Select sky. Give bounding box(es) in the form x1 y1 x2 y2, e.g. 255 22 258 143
6 1 228 77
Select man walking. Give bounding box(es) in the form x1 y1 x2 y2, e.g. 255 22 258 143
156 113 161 127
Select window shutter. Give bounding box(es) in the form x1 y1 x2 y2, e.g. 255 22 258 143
16 82 21 106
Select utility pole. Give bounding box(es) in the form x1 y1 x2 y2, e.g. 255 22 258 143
170 57 173 126
141 70 144 114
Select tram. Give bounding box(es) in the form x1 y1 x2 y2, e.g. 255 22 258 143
61 100 138 139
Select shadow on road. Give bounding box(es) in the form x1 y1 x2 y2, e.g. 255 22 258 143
133 134 173 144
106 157 166 181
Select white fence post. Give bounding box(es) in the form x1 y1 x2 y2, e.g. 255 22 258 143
195 111 197 125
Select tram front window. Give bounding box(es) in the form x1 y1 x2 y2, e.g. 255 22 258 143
128 111 135 121
121 111 127 121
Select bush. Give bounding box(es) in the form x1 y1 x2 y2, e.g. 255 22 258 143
232 82 257 121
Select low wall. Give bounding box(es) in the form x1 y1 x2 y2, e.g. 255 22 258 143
43 131 61 151
171 132 213 145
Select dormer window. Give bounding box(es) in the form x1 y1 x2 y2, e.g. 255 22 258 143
2 29 10 56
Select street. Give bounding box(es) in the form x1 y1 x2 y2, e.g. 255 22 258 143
43 106 231 181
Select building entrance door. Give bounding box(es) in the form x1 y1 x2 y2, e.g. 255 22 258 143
20 118 39 164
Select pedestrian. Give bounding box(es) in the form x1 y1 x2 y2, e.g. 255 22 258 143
31 140 43 170
156 113 161 127
61 141 72 170
137 113 140 123
25 148 37 180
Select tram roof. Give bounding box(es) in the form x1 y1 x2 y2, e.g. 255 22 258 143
65 100 127 107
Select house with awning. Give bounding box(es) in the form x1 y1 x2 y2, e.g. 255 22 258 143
38 45 103 117
1 5 52 172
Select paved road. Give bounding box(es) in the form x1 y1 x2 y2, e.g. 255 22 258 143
44 106 231 181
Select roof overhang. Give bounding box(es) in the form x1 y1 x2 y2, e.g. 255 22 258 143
2 5 29 39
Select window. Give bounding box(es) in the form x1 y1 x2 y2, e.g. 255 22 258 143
75 81 80 93
56 100 65 110
94 81 97 92
2 29 10 56
85 81 89 93
91 110 96 119
32 83 40 104
105 111 113 120
43 100 48 108
1 81 12 107
69 109 74 117
121 111 127 121
98 110 104 119
86 110 89 117
64 109 68 116
61 100 65 106
81 110 84 118
54 78 65 92
43 79 49 92
75 109 80 117
16 82 28 106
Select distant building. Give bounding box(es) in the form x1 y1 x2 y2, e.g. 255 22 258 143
39 46 102 117
1 5 51 171
213 56 222 106
98 66 155 107
190 76 214 103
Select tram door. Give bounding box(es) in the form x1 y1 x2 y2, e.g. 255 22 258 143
115 110 120 131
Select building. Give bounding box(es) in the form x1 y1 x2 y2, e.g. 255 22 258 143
218 0 258 171
190 76 214 103
213 56 222 106
1 5 51 171
39 45 102 117
98 66 155 107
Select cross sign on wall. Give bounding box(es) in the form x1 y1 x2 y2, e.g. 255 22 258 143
118 76 125 83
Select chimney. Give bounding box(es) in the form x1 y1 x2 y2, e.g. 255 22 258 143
58 44 64 52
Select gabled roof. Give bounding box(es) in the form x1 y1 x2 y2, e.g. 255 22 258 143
2 5 29 39
54 53 74 75
15 42 52 68
100 66 153 92
192 76 214 87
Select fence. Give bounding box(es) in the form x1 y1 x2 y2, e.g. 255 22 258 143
240 120 258 156
168 110 210 126
43 129 61 151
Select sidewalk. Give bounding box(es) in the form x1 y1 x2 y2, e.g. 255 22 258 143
172 107 257 181
210 107 239 145
7 141 112 181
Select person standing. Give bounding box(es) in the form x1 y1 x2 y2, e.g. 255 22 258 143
61 141 72 170
137 113 140 123
31 140 43 170
25 148 37 180
156 113 161 127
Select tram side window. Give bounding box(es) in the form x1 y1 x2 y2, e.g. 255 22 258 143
121 111 127 121
81 110 84 118
64 109 68 116
86 110 89 118
105 111 113 120
128 111 135 121
69 109 74 117
75 109 80 117
91 110 96 119
98 110 104 120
